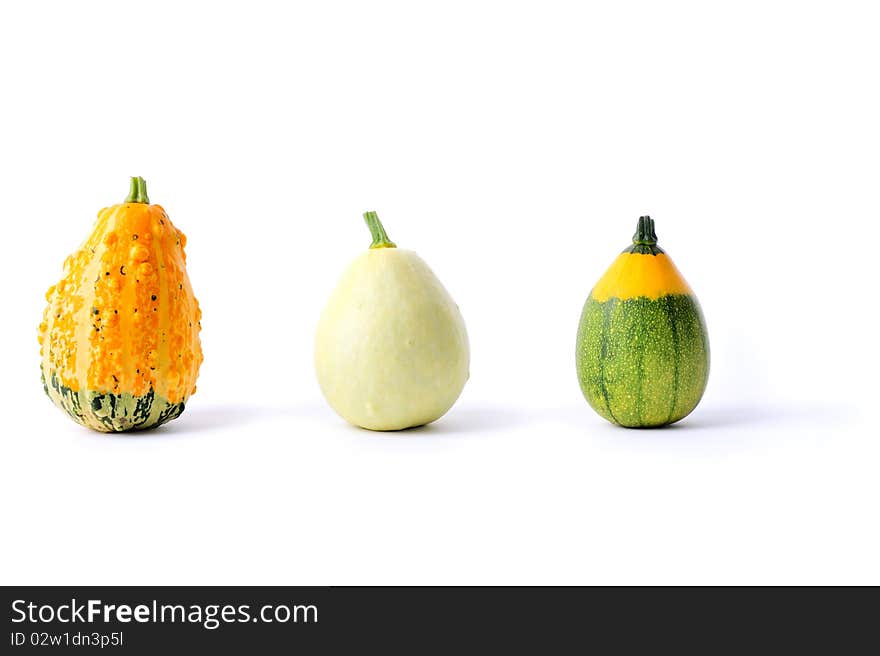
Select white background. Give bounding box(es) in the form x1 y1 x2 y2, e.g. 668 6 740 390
1 1 877 585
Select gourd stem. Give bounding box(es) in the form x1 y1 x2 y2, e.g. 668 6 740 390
125 176 150 204
363 211 396 249
632 215 658 245
625 215 664 255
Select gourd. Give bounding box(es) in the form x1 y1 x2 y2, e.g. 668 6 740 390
38 177 203 431
315 211 469 431
575 216 709 427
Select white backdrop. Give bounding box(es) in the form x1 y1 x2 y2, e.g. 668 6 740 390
1 1 877 585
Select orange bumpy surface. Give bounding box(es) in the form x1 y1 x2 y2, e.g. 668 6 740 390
39 202 203 404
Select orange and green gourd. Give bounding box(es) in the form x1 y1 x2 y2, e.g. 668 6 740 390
575 216 709 427
38 177 203 432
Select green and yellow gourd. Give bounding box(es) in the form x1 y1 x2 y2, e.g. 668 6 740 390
576 216 709 427
38 177 203 432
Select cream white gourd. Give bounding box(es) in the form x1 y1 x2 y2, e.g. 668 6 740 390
315 211 469 431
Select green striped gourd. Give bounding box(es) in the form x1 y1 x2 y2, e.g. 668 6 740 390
575 216 709 427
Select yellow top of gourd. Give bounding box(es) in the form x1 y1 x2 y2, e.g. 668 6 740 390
590 216 694 302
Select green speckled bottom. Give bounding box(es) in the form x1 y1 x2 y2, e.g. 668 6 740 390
576 294 709 427
42 370 185 432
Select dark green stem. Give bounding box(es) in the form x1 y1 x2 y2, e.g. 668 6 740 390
125 177 150 204
633 215 657 244
363 211 396 249
625 215 665 255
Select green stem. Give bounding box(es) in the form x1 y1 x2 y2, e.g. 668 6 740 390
125 177 150 204
633 215 657 244
363 211 396 249
626 215 665 255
